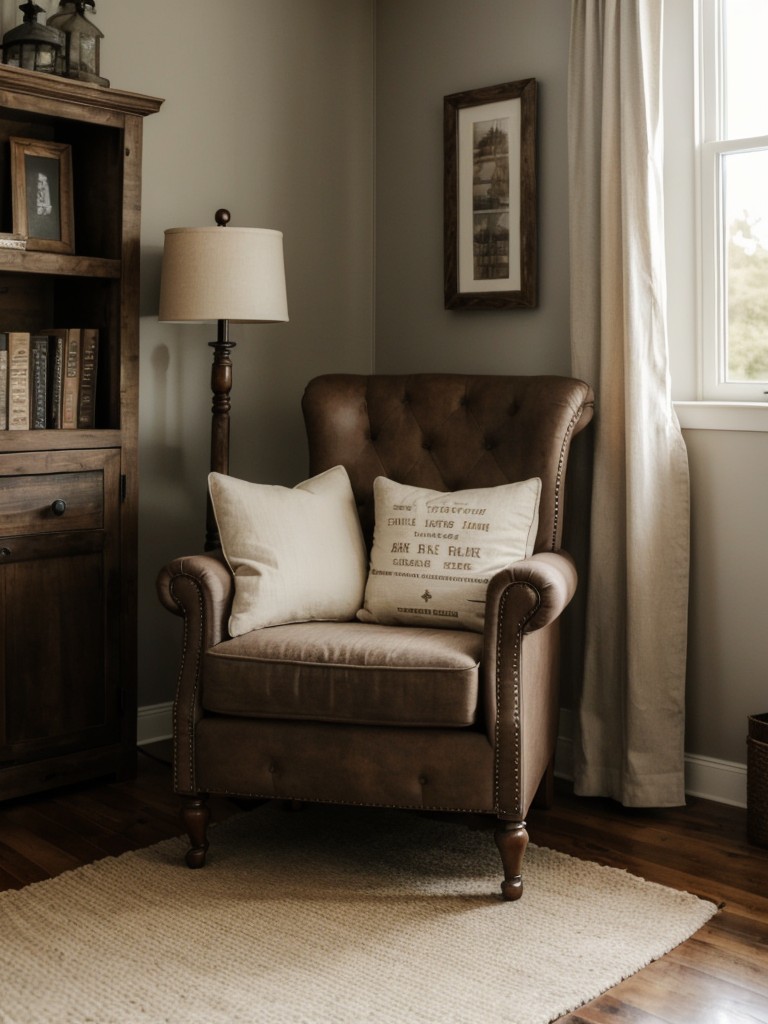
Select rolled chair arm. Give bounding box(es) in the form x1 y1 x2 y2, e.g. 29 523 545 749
485 550 578 636
482 551 579 814
157 551 234 795
157 551 234 650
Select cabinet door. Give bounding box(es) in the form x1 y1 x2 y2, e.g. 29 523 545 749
0 449 121 766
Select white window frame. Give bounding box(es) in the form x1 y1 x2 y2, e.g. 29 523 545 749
697 0 768 402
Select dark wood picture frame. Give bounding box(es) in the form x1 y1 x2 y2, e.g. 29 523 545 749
10 137 74 254
444 78 537 310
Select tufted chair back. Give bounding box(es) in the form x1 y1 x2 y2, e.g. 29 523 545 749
302 373 593 553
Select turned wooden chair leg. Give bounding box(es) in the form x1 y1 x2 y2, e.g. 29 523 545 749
181 796 210 868
494 819 529 901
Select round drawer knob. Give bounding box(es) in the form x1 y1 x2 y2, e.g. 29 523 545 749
0 547 10 558
51 499 67 517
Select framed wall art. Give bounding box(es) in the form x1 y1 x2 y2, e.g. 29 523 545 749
10 137 74 254
444 78 537 310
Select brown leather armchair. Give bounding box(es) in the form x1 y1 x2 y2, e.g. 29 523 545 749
157 373 593 899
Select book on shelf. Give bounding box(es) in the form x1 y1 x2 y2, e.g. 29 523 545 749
1 328 101 431
30 334 49 429
78 327 99 429
0 334 7 430
47 328 65 429
7 331 30 430
60 327 81 430
0 233 26 250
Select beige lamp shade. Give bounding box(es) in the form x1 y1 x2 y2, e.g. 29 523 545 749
158 226 289 323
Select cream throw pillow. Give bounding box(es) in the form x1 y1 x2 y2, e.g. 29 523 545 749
357 476 541 632
210 466 368 637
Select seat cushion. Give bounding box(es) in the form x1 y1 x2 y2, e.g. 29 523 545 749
202 620 483 728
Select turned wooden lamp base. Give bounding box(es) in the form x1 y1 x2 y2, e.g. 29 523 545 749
203 209 235 552
203 317 235 551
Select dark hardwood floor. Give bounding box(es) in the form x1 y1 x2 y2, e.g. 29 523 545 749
531 787 768 1023
1 745 766 1023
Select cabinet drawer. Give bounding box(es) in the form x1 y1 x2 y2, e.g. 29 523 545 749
0 471 104 536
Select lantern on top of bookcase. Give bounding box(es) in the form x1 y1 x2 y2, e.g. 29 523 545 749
47 0 109 87
2 2 64 74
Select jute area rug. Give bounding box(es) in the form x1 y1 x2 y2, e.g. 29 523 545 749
0 804 716 1024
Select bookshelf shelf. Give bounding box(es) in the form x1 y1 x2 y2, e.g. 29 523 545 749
0 251 121 279
0 68 163 802
0 428 122 454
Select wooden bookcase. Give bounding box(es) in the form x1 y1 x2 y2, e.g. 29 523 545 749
0 66 162 800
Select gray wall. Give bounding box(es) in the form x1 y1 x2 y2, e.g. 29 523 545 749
375 0 572 376
684 426 768 763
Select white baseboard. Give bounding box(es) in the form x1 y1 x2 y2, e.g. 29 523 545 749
137 701 173 746
137 702 748 809
555 709 747 808
683 752 747 808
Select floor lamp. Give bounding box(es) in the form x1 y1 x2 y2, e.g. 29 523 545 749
158 209 289 550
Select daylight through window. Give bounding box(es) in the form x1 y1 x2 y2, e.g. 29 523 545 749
698 0 768 399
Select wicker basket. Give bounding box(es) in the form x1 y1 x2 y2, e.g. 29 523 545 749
747 713 768 847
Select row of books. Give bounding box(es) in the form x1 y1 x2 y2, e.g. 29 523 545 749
0 328 99 431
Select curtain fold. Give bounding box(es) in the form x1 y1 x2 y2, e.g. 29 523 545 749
568 0 690 806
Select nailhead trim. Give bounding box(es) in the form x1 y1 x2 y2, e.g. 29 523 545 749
201 789 497 816
494 580 541 817
168 570 207 796
551 398 590 550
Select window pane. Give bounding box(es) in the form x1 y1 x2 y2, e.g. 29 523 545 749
724 0 768 139
724 149 768 382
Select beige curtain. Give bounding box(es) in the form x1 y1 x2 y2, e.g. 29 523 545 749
568 0 690 806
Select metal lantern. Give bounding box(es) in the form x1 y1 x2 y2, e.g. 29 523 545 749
47 0 108 87
2 2 64 74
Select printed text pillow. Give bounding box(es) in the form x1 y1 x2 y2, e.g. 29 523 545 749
357 476 541 632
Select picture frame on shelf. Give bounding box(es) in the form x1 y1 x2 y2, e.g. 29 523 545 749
10 137 74 254
444 78 537 310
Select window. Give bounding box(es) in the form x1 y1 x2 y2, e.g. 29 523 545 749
698 0 768 400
